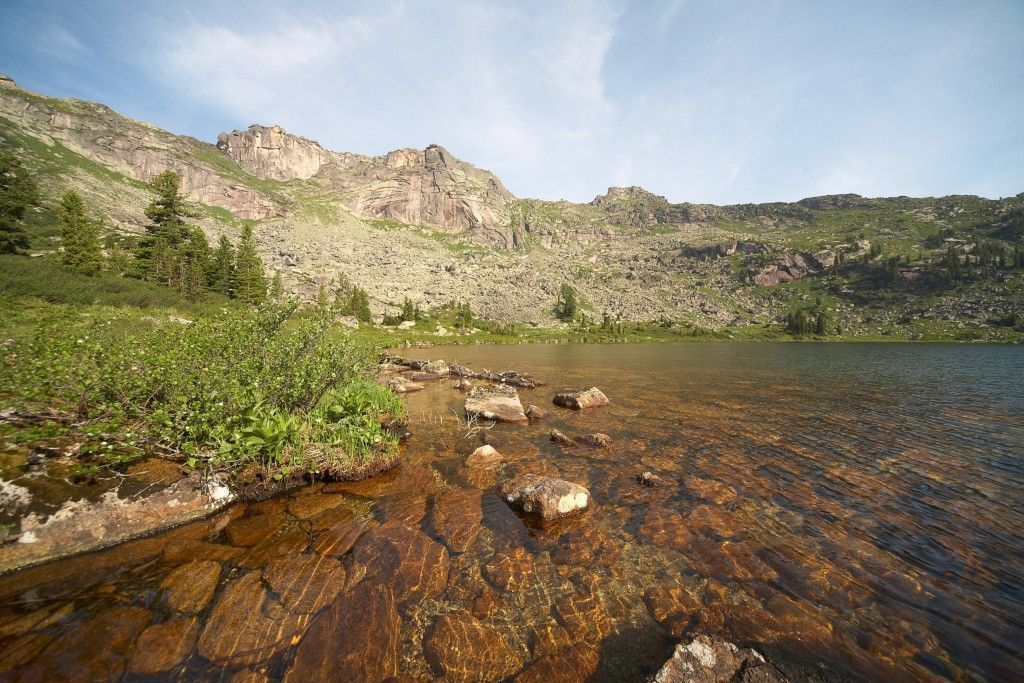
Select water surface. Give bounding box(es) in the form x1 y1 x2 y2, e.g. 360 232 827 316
1 342 1022 681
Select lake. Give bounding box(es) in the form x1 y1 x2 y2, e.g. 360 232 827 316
1 342 1022 681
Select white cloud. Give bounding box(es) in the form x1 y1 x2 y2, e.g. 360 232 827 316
37 24 87 60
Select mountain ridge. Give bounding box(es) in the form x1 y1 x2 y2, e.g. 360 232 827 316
1 74 1021 337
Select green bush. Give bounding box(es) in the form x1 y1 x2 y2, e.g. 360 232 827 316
0 300 404 479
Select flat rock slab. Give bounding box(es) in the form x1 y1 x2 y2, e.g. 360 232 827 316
0 474 232 574
498 473 590 521
465 385 528 424
552 387 609 410
350 522 450 604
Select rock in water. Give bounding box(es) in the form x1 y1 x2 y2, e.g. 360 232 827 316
387 376 425 393
466 444 502 467
650 634 786 682
423 610 522 681
638 471 668 487
525 404 547 420
552 387 609 410
465 385 528 424
498 473 590 521
285 582 400 681
550 429 611 448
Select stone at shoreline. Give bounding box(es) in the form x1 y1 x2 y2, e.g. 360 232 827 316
423 609 522 682
649 634 786 682
466 444 503 467
638 471 668 487
128 617 199 675
465 384 529 424
552 387 609 410
525 404 547 420
0 473 232 574
388 376 425 393
550 429 576 447
285 582 400 682
498 473 590 521
454 377 473 391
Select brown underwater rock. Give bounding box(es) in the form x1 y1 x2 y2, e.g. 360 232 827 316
128 617 199 675
423 610 522 682
350 522 450 604
431 489 484 553
161 559 221 614
483 546 536 592
262 553 346 614
197 572 306 666
285 582 400 682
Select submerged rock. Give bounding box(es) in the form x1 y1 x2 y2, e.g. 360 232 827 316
483 546 536 592
466 444 503 467
388 376 425 393
197 572 306 666
128 617 199 675
465 384 529 424
285 582 400 682
423 609 522 681
161 559 221 614
350 522 450 604
552 387 609 410
431 489 484 553
261 553 346 614
650 634 785 682
550 429 611 448
498 473 590 521
638 471 668 487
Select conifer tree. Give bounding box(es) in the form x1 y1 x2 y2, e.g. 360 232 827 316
401 297 416 321
269 270 284 300
234 224 267 305
0 149 38 254
58 189 103 275
137 171 193 277
555 283 578 321
347 287 372 322
211 235 234 296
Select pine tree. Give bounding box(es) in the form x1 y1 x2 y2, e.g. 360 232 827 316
0 149 38 254
333 272 353 308
555 283 578 321
234 224 267 305
454 301 473 329
137 171 193 277
211 235 234 296
401 297 416 321
269 270 284 300
345 287 372 322
58 189 103 275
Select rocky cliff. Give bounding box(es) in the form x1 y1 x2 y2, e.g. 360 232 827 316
0 77 282 220
218 123 524 249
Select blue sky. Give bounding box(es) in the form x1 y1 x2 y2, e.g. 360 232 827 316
1 0 1022 204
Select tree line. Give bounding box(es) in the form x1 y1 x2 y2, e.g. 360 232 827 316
1 150 272 305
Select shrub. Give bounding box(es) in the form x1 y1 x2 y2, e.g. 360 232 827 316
0 300 403 479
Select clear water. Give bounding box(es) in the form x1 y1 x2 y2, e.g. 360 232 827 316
1 343 1021 681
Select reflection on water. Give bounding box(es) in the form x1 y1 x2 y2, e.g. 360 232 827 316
0 343 1022 681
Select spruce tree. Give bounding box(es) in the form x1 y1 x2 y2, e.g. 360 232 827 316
347 287 372 322
556 283 578 321
0 149 38 254
269 270 284 300
401 297 415 321
211 235 234 296
58 189 103 275
137 171 193 277
234 224 267 305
